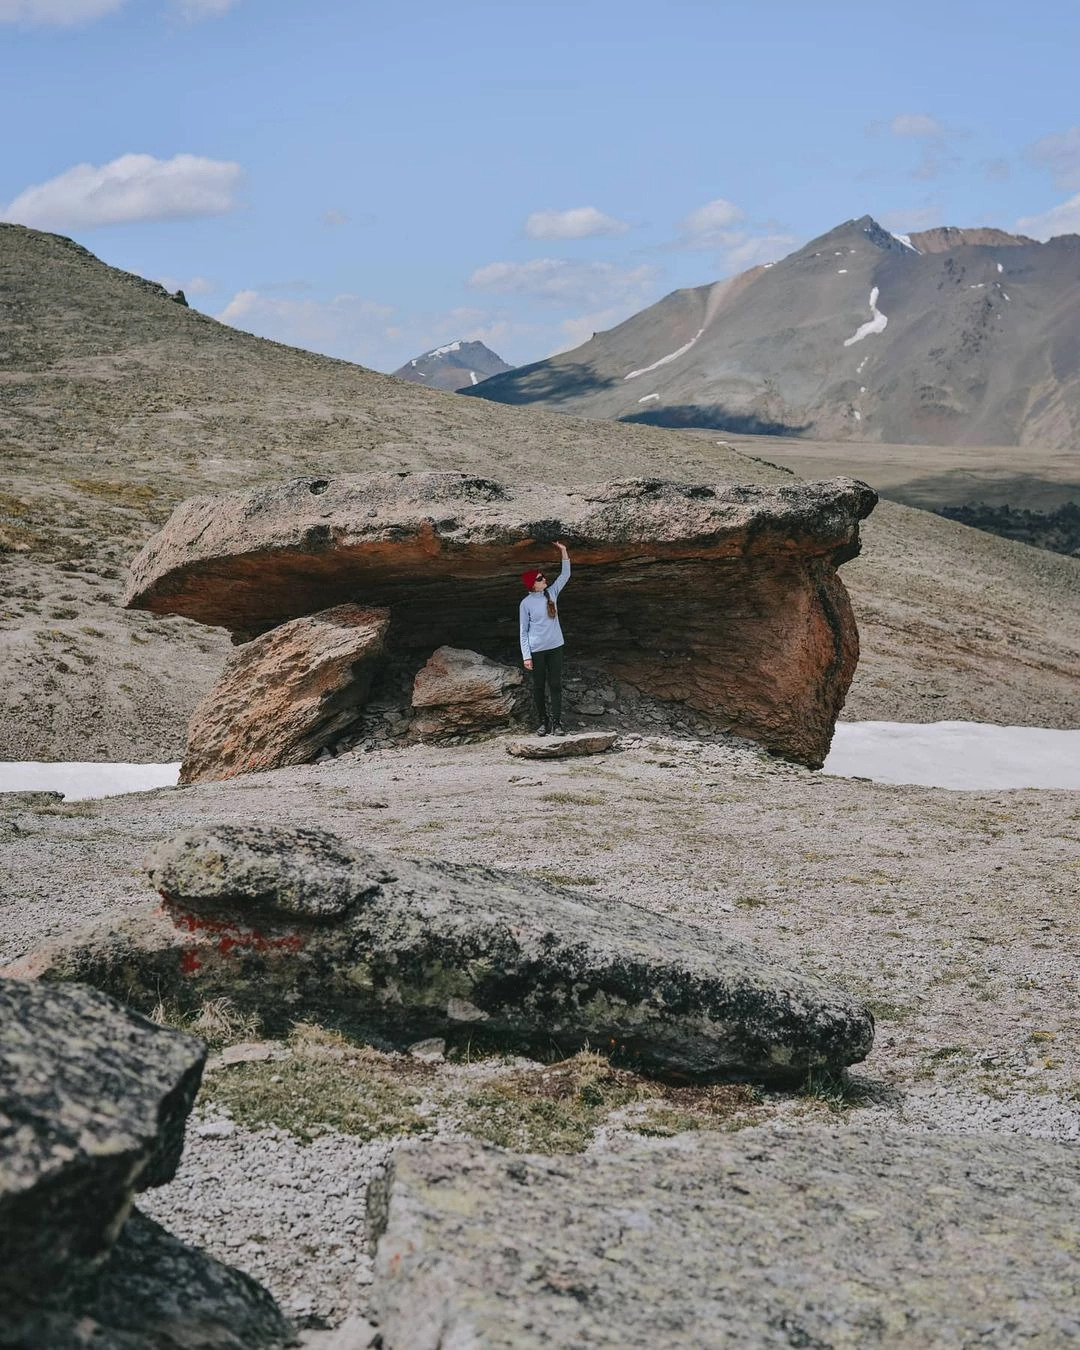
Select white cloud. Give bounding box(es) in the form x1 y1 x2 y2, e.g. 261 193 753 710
677 198 745 248
890 113 944 138
157 274 216 296
722 233 797 270
1028 127 1080 193
172 0 238 15
1 153 244 230
215 289 396 363
524 206 629 240
1015 193 1080 240
878 205 944 233
0 0 124 22
468 258 657 309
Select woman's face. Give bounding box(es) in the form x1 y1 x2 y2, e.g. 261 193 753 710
531 573 547 592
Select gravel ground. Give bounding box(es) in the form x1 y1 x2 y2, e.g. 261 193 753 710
3 721 1079 1330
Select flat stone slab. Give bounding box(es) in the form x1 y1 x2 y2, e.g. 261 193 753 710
369 1129 1080 1348
9 825 873 1083
506 731 617 758
0 978 205 1300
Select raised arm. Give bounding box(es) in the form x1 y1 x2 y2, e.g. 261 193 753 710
549 541 571 598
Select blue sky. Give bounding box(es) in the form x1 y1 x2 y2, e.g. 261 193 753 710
3 0 1079 371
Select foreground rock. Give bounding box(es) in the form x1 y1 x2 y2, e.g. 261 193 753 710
7 824 873 1082
0 979 205 1298
369 1129 1080 1348
410 645 525 741
181 604 389 784
506 731 618 759
123 472 877 767
3 1209 293 1350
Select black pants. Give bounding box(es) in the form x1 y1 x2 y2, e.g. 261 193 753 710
531 646 563 724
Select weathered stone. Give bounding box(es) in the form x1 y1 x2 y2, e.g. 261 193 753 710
368 1129 1080 1348
1 1209 293 1349
506 731 617 759
9 825 873 1082
410 645 526 740
180 603 390 784
123 472 877 767
0 978 205 1300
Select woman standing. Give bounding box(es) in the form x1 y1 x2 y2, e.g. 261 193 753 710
519 540 570 736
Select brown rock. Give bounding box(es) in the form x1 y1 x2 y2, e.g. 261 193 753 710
411 646 526 741
124 472 877 767
506 732 617 759
180 604 389 784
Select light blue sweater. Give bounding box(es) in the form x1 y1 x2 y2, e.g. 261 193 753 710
519 557 571 660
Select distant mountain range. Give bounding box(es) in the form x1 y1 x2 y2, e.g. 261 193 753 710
465 215 1080 450
393 340 513 392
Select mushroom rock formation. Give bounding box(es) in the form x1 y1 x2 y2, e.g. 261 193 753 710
123 472 877 767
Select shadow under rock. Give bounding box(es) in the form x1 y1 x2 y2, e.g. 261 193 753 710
1 1210 293 1350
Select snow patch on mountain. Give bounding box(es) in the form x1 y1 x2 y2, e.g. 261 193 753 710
624 328 705 380
843 288 888 347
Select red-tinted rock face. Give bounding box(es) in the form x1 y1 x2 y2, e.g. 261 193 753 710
411 646 526 742
180 604 389 784
126 473 876 768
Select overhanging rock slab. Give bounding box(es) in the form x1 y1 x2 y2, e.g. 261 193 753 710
122 472 876 767
368 1129 1080 1348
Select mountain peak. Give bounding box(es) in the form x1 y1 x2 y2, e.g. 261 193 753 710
393 339 513 392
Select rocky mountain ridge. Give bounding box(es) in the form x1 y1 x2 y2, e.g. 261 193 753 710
466 214 1080 452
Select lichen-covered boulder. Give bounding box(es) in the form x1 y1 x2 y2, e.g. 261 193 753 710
9 825 873 1083
506 731 617 758
123 472 877 767
368 1129 1080 1348
0 978 205 1300
410 646 526 741
180 603 390 784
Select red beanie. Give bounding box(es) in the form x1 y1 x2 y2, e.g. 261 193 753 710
521 570 541 590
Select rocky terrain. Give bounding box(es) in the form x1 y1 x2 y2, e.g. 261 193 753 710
391 339 512 391
2 221 1080 1345
467 215 1080 453
2 222 1079 760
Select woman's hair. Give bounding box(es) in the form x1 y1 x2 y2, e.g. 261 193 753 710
544 589 557 620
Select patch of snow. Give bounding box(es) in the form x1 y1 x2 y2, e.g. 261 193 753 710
469 371 478 385
837 269 848 274
890 233 921 254
859 386 866 393
0 762 181 801
824 722 1080 791
624 328 704 381
853 409 862 421
1003 292 1010 301
410 359 418 367
763 262 774 268
997 262 1004 273
637 393 660 403
835 251 843 256
427 340 462 358
969 283 985 289
843 288 888 347
856 356 869 374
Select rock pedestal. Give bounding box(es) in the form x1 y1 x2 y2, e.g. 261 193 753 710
124 472 877 767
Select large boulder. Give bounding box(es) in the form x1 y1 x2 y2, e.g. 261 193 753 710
3 1209 294 1350
368 1129 1080 1348
122 472 877 767
5 825 873 1083
0 978 205 1299
181 603 390 784
410 645 526 741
